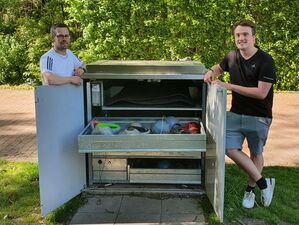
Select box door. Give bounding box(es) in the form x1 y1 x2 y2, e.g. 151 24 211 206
205 84 227 223
35 85 86 216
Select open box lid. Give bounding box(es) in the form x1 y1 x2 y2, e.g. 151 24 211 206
83 60 207 80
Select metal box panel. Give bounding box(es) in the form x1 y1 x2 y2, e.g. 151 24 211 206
92 151 203 158
205 84 227 223
78 117 206 153
84 60 207 80
35 85 85 216
93 171 127 182
92 158 128 183
129 169 201 184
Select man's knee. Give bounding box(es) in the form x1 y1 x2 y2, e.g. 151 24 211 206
250 151 264 160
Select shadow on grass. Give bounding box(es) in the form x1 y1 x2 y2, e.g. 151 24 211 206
45 194 87 224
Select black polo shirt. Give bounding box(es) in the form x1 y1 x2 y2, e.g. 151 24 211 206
220 48 276 118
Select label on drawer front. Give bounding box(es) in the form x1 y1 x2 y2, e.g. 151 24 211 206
92 158 127 171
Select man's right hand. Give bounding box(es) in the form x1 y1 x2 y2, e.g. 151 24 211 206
204 70 214 83
70 76 81 85
203 64 223 84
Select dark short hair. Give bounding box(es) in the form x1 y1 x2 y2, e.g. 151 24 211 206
233 20 256 35
50 23 69 38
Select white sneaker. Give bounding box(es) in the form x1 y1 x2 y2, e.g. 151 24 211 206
121 126 151 135
261 178 275 207
242 191 255 209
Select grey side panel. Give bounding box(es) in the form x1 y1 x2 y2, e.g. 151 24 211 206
205 84 227 223
35 85 86 216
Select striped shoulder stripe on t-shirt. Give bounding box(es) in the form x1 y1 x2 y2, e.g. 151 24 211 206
47 56 53 70
73 53 81 62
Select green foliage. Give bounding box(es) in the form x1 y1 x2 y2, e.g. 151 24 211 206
0 0 298 90
253 0 299 91
0 34 26 85
0 0 68 85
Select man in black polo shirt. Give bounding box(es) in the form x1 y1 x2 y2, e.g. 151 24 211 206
204 19 276 209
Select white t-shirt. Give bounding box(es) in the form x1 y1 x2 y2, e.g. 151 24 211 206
40 48 83 77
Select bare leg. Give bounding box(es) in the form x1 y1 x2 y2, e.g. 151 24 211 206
248 152 264 187
226 149 262 182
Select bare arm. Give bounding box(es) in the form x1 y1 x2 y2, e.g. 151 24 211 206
42 72 81 85
204 64 224 83
213 80 273 100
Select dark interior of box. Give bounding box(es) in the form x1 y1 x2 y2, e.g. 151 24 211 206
91 79 203 118
128 158 201 169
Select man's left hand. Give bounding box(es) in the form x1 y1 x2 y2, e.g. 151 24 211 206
74 67 85 77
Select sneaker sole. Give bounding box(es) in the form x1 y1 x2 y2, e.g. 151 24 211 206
242 203 255 209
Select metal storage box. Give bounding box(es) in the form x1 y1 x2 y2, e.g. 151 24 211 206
35 60 227 222
81 61 208 185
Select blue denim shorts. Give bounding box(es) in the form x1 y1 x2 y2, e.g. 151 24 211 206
226 112 272 155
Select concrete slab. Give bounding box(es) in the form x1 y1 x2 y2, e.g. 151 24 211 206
119 196 161 214
77 196 122 213
161 222 206 225
69 195 207 225
116 212 161 223
70 212 117 224
161 213 205 223
162 197 201 214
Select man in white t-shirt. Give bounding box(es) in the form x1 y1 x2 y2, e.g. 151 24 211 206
40 23 86 85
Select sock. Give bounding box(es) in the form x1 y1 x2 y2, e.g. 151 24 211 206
245 185 255 193
256 177 267 190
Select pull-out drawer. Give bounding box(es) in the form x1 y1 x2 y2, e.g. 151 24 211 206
91 157 203 184
129 169 202 184
128 158 202 184
78 117 206 155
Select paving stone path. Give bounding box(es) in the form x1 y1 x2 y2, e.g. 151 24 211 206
0 89 298 167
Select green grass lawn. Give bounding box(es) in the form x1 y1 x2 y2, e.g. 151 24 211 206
0 160 41 224
208 164 299 225
0 160 84 225
0 160 298 225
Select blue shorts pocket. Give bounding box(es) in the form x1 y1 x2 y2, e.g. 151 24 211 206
257 117 272 127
